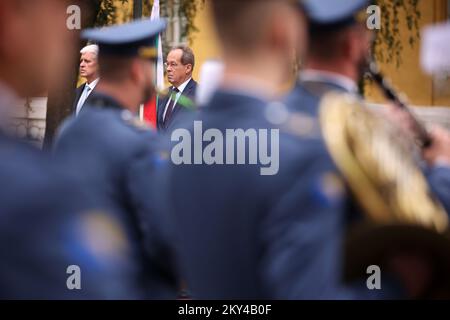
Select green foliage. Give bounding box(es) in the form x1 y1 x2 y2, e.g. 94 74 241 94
373 0 421 67
96 0 421 69
95 0 129 26
179 0 205 41
96 0 204 42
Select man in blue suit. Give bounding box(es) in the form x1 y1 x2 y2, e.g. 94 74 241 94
54 19 178 299
157 46 197 131
157 0 422 299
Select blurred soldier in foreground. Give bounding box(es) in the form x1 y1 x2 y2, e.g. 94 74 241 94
286 0 450 297
54 19 178 298
286 0 373 113
0 0 147 299
286 0 450 214
158 0 424 299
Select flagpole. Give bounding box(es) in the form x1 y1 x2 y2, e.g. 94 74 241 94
134 1 144 119
141 0 164 126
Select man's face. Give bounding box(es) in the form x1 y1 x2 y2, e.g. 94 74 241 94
79 52 99 82
166 49 191 87
0 0 73 96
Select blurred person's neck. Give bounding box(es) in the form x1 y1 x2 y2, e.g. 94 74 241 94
305 58 359 83
220 51 288 100
95 80 141 114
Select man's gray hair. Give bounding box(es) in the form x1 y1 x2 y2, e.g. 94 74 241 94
171 46 195 69
80 44 99 57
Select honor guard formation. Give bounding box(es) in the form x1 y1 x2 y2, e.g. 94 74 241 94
1 0 450 299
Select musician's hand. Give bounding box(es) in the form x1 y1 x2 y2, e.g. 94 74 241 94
423 126 450 167
386 251 433 299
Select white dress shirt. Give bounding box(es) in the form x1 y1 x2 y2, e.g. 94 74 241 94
162 77 192 121
76 78 100 115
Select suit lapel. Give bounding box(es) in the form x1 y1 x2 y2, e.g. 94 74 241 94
157 88 172 129
182 80 195 100
73 83 86 111
158 80 197 129
172 80 196 116
83 85 97 108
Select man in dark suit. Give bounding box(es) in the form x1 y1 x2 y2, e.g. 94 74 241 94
73 44 100 115
157 46 197 130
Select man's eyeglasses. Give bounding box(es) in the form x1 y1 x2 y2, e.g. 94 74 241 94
164 62 179 69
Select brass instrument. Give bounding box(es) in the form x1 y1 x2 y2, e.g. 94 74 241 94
318 91 450 297
319 92 447 230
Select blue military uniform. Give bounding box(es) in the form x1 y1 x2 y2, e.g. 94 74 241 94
152 0 407 300
158 87 403 299
427 166 450 214
0 120 150 298
286 0 368 116
53 19 178 299
284 0 366 119
286 0 450 216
